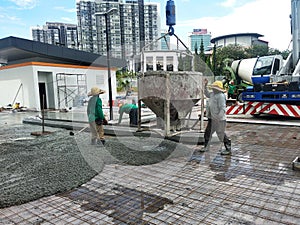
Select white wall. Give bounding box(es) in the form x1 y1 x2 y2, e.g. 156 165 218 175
0 66 36 109
86 67 117 106
0 63 117 110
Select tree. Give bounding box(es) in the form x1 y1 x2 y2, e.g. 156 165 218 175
199 38 205 61
245 44 269 58
210 43 290 81
116 69 136 93
194 42 198 55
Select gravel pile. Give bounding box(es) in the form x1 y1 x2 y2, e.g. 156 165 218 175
0 124 193 208
0 125 98 208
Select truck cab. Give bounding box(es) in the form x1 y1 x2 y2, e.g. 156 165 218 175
252 55 282 84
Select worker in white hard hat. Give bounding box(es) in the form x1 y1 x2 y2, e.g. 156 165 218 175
201 78 232 155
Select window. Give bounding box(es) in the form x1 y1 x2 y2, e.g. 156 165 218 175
156 56 163 71
146 56 153 71
166 56 174 71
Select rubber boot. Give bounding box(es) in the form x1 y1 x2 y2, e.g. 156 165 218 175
200 140 209 152
97 139 105 146
91 138 96 145
221 139 231 155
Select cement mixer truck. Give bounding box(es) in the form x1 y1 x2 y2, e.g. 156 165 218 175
226 0 300 118
224 55 284 101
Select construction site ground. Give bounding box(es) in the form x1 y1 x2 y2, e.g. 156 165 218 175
0 107 300 225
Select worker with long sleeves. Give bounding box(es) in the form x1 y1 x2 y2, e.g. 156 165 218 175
118 100 138 126
87 87 106 146
201 78 231 155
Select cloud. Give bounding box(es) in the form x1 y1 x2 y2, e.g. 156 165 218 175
9 0 38 9
176 0 291 50
0 13 21 23
220 0 237 8
54 6 76 13
61 17 77 24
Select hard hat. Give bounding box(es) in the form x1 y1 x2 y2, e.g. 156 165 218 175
211 81 226 92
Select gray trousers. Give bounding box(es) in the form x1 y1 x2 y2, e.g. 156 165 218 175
204 118 231 150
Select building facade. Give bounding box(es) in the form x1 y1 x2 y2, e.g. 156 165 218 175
0 37 125 111
188 29 212 53
32 22 79 49
76 0 160 60
210 33 268 48
160 31 171 50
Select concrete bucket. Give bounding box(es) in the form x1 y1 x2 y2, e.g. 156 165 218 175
138 71 203 133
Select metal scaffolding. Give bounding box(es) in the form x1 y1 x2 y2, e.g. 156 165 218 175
56 73 87 109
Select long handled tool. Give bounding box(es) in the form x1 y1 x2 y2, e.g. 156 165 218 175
69 125 89 136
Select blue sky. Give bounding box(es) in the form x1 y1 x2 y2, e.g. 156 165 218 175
0 0 291 50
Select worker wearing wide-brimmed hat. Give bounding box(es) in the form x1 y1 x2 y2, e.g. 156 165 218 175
200 79 231 155
87 87 106 146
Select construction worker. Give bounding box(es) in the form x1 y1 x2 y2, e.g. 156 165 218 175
87 87 106 146
118 99 138 126
201 78 232 155
227 81 236 99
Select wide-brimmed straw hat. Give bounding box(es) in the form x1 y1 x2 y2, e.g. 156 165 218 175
210 81 226 92
88 87 105 96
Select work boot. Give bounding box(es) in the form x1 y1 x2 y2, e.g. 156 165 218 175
200 140 209 152
221 149 231 155
224 139 231 151
200 145 209 152
97 139 105 146
91 138 96 145
221 139 231 155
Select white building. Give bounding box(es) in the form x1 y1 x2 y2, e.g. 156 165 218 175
0 37 125 111
141 50 182 72
210 33 268 48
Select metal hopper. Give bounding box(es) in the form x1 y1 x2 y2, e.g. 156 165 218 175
138 71 204 135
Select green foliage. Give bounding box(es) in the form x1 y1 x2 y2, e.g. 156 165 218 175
199 39 205 61
269 48 290 59
245 45 269 58
212 44 290 76
194 42 198 55
116 69 136 92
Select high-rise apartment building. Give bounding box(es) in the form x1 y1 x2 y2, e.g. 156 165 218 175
160 31 170 50
188 29 211 53
32 22 78 48
76 0 160 60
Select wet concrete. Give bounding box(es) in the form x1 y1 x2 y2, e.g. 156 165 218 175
61 185 173 224
190 151 287 185
0 110 193 208
0 127 98 208
106 136 192 166
1 110 300 224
